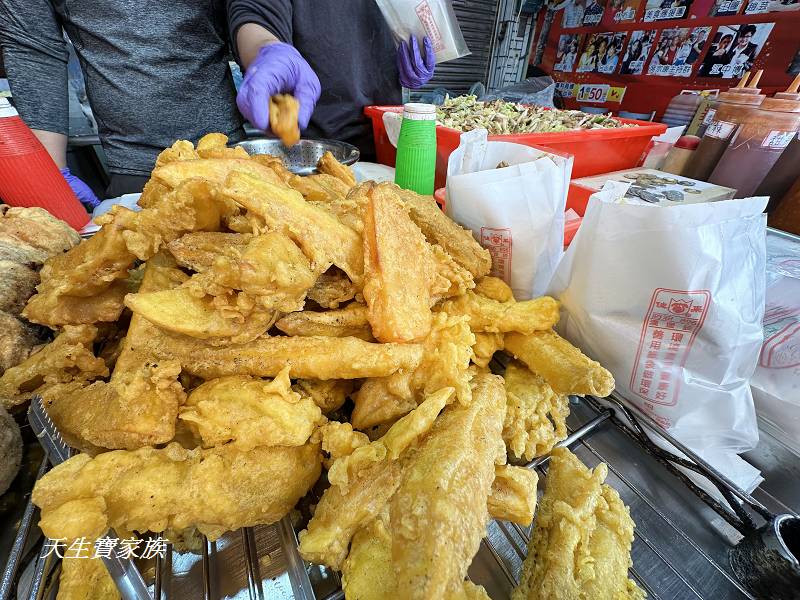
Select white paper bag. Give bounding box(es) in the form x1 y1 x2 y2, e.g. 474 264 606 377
445 129 573 299
548 189 768 490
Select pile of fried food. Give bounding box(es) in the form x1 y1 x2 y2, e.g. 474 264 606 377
3 132 642 599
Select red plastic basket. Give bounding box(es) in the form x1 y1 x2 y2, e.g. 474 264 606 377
365 105 667 189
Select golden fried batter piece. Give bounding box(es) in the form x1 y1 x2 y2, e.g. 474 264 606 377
151 157 285 190
33 441 321 543
474 276 515 303
397 189 492 279
362 183 439 343
222 172 363 284
269 94 301 147
289 173 351 202
440 292 560 335
503 361 569 462
513 448 644 600
179 367 324 450
299 388 453 569
505 330 615 397
388 373 506 600
0 325 108 410
276 303 373 340
307 268 358 309
167 232 251 272
195 132 251 160
294 379 354 414
250 154 294 183
0 206 80 256
352 313 474 429
0 260 39 315
0 311 42 374
317 151 357 188
57 556 120 600
318 421 369 464
154 139 200 168
488 465 538 526
472 332 504 369
430 243 476 301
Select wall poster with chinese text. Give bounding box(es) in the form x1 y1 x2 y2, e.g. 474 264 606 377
697 22 774 78
646 26 712 77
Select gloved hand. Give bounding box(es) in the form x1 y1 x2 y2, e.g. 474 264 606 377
236 42 321 132
397 36 436 89
60 167 100 209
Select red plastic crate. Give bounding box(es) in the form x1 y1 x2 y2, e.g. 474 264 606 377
365 105 667 188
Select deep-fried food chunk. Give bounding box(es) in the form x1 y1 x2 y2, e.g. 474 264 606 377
318 421 369 463
389 373 506 599
430 243 475 301
269 94 300 147
289 174 351 202
154 139 199 168
195 133 250 160
472 332 504 369
222 172 363 283
397 189 492 279
0 260 39 315
362 184 438 342
179 367 324 450
250 154 293 182
307 268 358 309
440 292 560 335
57 556 120 600
276 303 372 340
294 379 354 414
474 276 514 302
167 232 251 272
0 311 41 374
0 325 108 410
505 330 615 397
512 448 644 600
0 206 80 256
24 279 131 326
151 158 285 189
488 465 538 526
317 151 357 188
32 441 321 542
503 361 569 462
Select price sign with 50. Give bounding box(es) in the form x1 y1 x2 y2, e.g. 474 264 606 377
576 84 609 103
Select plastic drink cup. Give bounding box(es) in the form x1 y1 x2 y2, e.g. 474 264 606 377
394 103 436 195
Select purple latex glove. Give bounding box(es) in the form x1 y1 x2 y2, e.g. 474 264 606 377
60 167 100 209
236 42 321 131
397 36 436 89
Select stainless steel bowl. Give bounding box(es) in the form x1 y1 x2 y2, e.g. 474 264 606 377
235 138 360 176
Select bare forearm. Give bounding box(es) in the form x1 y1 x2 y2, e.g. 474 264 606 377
236 23 279 69
32 129 67 169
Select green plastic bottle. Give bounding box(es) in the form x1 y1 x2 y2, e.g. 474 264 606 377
394 103 437 195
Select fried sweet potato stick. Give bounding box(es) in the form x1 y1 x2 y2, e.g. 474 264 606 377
503 360 570 461
505 330 615 397
151 158 286 190
33 441 321 543
275 303 373 340
362 184 438 343
317 151 357 188
269 94 301 146
439 292 560 334
222 172 363 283
512 448 644 600
389 373 507 600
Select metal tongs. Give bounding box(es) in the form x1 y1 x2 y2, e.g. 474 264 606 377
591 394 800 600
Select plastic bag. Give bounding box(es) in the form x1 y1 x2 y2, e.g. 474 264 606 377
445 129 572 299
374 0 470 64
483 76 556 109
548 183 767 490
751 230 800 455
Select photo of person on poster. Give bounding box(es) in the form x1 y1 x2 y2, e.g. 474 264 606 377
576 32 627 74
698 23 774 79
583 0 607 25
647 27 710 76
555 34 584 72
551 0 586 28
620 30 656 75
606 0 643 21
709 0 744 15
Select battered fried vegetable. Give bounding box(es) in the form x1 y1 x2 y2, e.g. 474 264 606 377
276 303 373 340
317 151 357 188
269 94 301 147
488 465 538 526
512 448 644 600
439 292 560 334
33 441 321 542
57 557 120 600
505 330 615 397
294 379 354 414
307 269 358 309
167 232 251 272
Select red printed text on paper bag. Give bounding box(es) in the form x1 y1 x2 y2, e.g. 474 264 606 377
415 1 445 53
629 289 711 422
480 227 512 284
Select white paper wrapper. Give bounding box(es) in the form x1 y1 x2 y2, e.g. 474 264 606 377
445 129 572 299
548 187 768 491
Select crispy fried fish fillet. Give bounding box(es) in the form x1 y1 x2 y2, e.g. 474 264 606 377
439 292 560 335
317 151 357 188
167 232 251 272
362 184 439 343
512 448 644 600
397 189 492 279
503 360 569 462
299 388 454 569
352 313 474 429
222 172 363 283
275 303 373 340
505 330 615 397
43 255 187 451
294 379 354 414
24 180 222 326
0 325 108 410
389 373 506 599
269 94 301 146
33 441 321 543
179 367 324 450
57 557 120 600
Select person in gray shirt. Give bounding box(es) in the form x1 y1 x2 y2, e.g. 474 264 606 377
0 0 436 200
